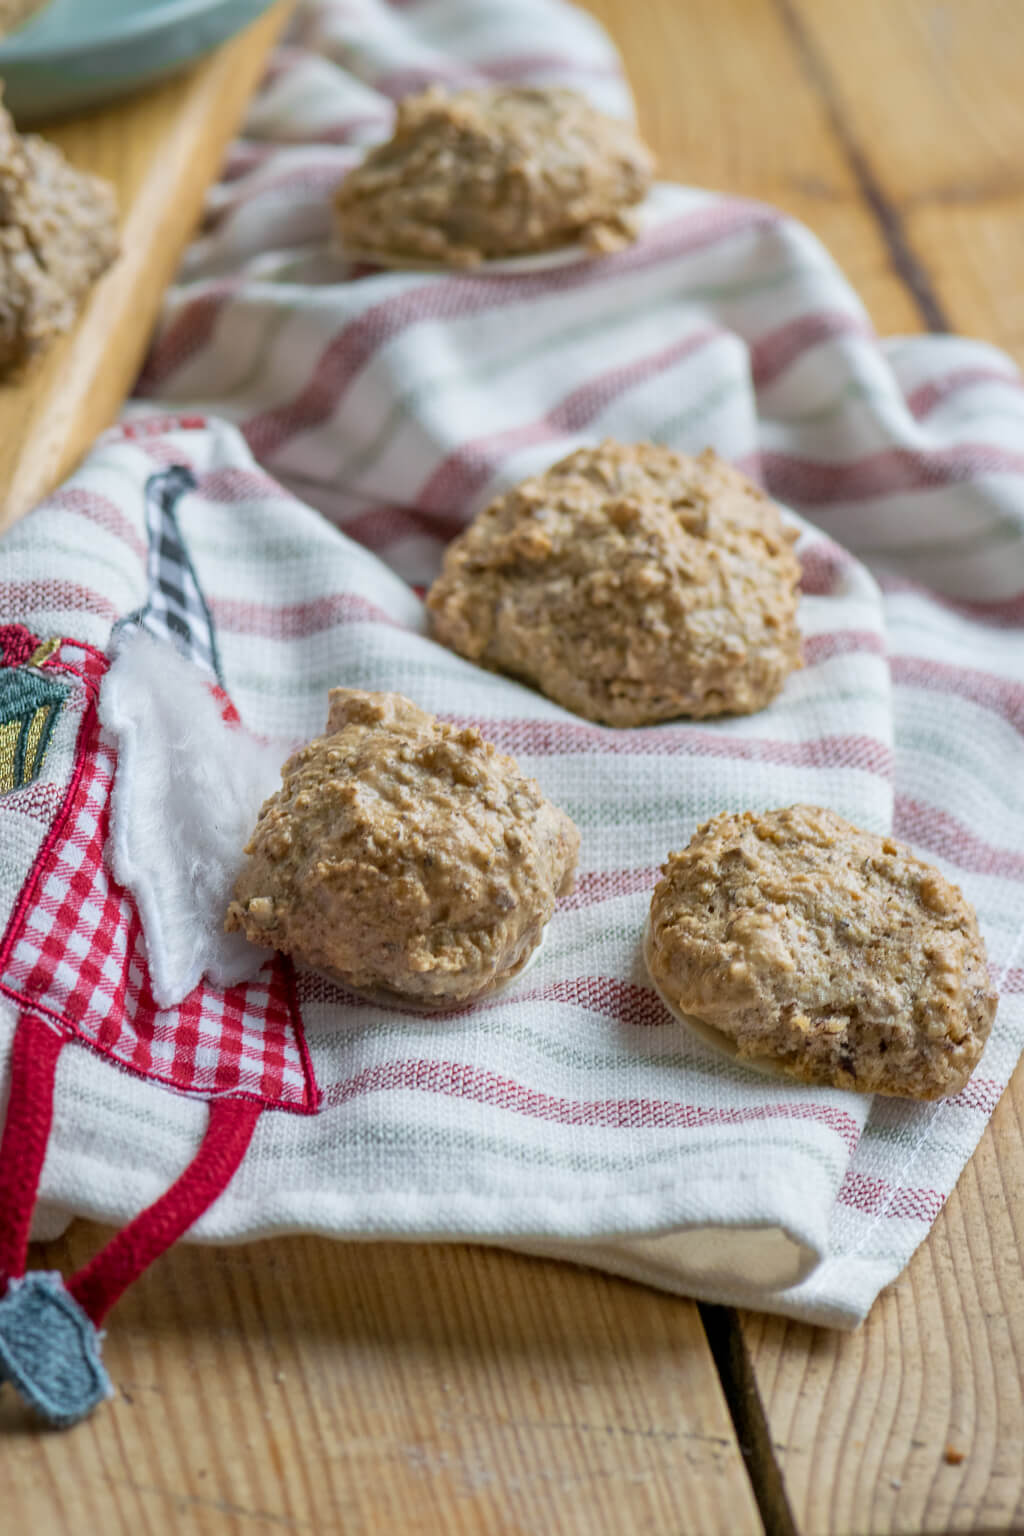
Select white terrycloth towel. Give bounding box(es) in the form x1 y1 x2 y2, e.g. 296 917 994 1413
1 0 1023 1329
99 633 284 1005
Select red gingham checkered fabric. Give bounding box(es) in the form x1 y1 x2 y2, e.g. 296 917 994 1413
0 637 317 1113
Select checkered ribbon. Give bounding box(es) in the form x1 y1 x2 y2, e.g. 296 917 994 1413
116 468 224 686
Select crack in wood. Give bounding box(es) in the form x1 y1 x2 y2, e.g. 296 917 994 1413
770 0 952 335
700 1304 800 1536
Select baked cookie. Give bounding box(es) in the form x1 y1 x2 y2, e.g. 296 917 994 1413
426 441 803 727
646 805 997 1099
0 95 118 373
226 689 579 1009
334 85 653 266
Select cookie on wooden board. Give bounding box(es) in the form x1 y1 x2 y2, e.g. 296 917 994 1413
226 689 579 1009
646 804 997 1099
0 93 118 373
334 85 653 266
427 440 803 727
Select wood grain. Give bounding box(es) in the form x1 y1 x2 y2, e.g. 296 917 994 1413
578 0 1024 1530
3 1224 761 1535
581 0 922 338
727 2 1024 1528
739 1084 1024 1535
785 0 1024 363
0 0 293 534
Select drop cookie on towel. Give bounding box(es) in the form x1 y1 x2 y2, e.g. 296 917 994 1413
645 805 997 1099
226 689 579 1010
334 85 653 266
426 440 803 727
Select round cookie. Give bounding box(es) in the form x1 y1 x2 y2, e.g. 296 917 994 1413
646 805 997 1099
426 441 803 727
225 689 579 1009
334 85 653 267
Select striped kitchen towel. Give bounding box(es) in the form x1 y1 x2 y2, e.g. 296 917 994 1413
1 0 1022 1329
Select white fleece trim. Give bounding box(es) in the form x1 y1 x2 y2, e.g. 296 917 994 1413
99 632 285 1007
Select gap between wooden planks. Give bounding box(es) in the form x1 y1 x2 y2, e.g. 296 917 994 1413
0 0 294 534
584 0 1024 1532
3 1226 763 1535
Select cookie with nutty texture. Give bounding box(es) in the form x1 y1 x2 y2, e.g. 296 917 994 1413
226 690 579 1009
426 441 803 728
0 94 119 374
646 805 997 1099
334 85 654 266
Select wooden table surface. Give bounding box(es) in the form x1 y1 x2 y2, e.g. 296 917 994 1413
4 2 1024 1532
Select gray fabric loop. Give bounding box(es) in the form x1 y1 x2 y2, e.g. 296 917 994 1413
0 1271 112 1428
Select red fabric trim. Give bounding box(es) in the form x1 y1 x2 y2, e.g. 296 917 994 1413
211 682 241 725
0 652 318 1114
0 980 318 1116
0 731 317 1110
118 414 208 440
0 1013 67 1291
51 637 110 670
0 697 97 975
284 957 321 1114
43 640 112 696
66 1097 261 1326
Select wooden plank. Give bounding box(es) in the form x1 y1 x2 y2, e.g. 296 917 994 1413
581 0 921 336
739 1086 1024 1535
2 1224 762 1535
781 0 1024 364
690 1 1024 1530
586 1 1024 1531
0 0 294 534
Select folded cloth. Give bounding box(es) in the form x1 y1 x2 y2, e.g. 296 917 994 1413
1 0 1022 1330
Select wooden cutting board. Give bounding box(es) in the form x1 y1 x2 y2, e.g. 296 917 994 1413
0 0 294 535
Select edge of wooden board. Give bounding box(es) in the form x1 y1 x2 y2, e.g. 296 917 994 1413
0 0 294 534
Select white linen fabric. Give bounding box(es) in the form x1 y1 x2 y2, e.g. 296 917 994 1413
0 0 1022 1328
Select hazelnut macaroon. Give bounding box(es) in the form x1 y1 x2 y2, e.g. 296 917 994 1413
0 91 118 374
426 441 803 728
334 85 654 266
226 689 579 1009
646 805 997 1099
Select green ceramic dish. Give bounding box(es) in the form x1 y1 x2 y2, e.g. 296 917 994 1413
0 0 280 123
